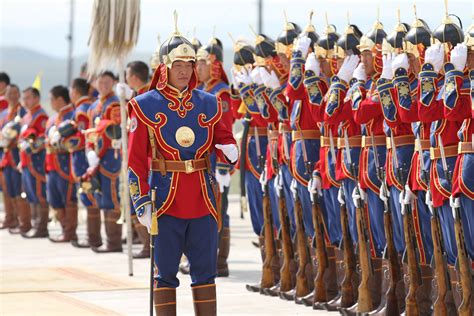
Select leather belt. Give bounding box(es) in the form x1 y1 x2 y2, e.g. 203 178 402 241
362 135 386 148
292 130 321 142
337 136 362 149
278 123 292 134
458 142 474 154
320 136 331 148
415 139 431 151
430 145 458 160
386 135 415 149
268 130 279 141
248 127 268 137
151 157 209 174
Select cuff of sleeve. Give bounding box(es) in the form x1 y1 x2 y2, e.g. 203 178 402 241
133 196 151 216
420 63 437 77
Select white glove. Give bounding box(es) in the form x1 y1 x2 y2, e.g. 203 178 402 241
353 63 367 82
352 184 366 206
379 182 390 203
337 55 360 83
402 185 416 205
50 131 61 146
424 43 445 73
274 172 283 197
259 168 268 193
337 187 345 205
137 203 152 233
450 43 467 71
307 176 322 196
305 52 320 76
449 195 461 209
215 171 231 193
230 67 240 88
115 82 134 100
381 53 394 80
235 68 252 86
215 144 238 163
250 67 264 85
47 125 57 139
391 53 409 73
259 68 280 89
294 35 311 58
86 150 100 169
290 179 298 199
425 190 434 214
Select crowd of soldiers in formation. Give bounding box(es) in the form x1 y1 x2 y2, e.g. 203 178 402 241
1 5 474 315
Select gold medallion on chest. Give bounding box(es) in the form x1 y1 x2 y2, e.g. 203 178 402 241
175 126 195 148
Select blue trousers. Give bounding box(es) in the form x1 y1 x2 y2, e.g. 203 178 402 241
322 186 342 245
388 186 405 253
221 186 230 228
366 189 386 257
22 167 46 204
267 177 280 231
3 166 22 197
296 182 313 238
280 164 295 236
245 170 263 236
438 201 457 265
46 171 77 208
460 195 474 260
154 214 218 288
342 179 358 244
415 191 434 263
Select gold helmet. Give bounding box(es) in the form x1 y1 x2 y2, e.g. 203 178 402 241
160 11 196 68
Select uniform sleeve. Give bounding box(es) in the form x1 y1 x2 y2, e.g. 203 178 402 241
286 50 306 100
417 63 444 122
324 76 353 124
442 63 471 122
127 104 151 215
351 80 382 124
393 68 419 123
32 113 48 136
303 69 328 123
268 86 291 123
376 77 400 129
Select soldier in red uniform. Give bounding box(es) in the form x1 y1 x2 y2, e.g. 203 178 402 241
16 87 48 237
196 36 235 277
0 73 10 110
127 22 237 315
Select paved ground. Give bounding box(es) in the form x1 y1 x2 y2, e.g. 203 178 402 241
0 195 332 315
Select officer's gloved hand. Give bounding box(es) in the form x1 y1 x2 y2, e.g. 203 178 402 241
259 68 280 89
116 83 134 100
450 43 467 71
86 150 100 169
352 184 366 206
337 55 359 83
449 195 461 209
230 67 240 88
353 63 367 82
50 131 62 147
250 67 264 85
137 203 152 233
424 43 444 73
338 187 345 205
305 52 320 76
425 190 434 214
215 170 231 193
381 53 394 80
290 178 298 199
402 185 416 205
391 53 409 73
307 175 322 196
259 167 268 193
379 182 390 202
274 171 283 197
236 68 252 86
215 144 238 163
294 35 311 58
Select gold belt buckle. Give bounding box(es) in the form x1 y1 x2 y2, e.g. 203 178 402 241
184 160 194 174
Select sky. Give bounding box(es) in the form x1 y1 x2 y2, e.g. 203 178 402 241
1 0 472 61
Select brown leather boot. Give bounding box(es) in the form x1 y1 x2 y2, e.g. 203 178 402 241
133 217 150 259
9 197 31 234
71 207 102 248
323 247 346 311
192 284 216 316
22 204 49 238
154 287 176 316
217 227 230 277
367 257 383 311
417 264 433 315
49 204 77 242
313 246 339 309
92 209 122 253
246 236 265 292
367 258 390 315
0 190 18 229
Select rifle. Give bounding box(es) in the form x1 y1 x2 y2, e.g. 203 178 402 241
239 113 251 219
344 130 373 313
421 135 454 315
331 130 357 308
388 133 418 315
293 115 314 298
438 135 473 316
259 127 278 291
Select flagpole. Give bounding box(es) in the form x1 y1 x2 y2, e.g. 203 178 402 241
66 0 75 85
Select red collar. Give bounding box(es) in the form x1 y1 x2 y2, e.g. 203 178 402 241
30 104 42 114
75 96 91 107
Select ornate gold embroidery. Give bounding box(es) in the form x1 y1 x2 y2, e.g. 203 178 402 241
398 82 410 97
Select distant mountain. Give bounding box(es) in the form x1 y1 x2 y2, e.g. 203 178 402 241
0 46 235 113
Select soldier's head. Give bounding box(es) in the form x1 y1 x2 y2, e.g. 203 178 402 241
196 37 227 84
50 85 70 112
70 78 89 104
0 72 11 94
5 84 20 105
95 71 116 96
22 87 40 110
126 61 149 90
